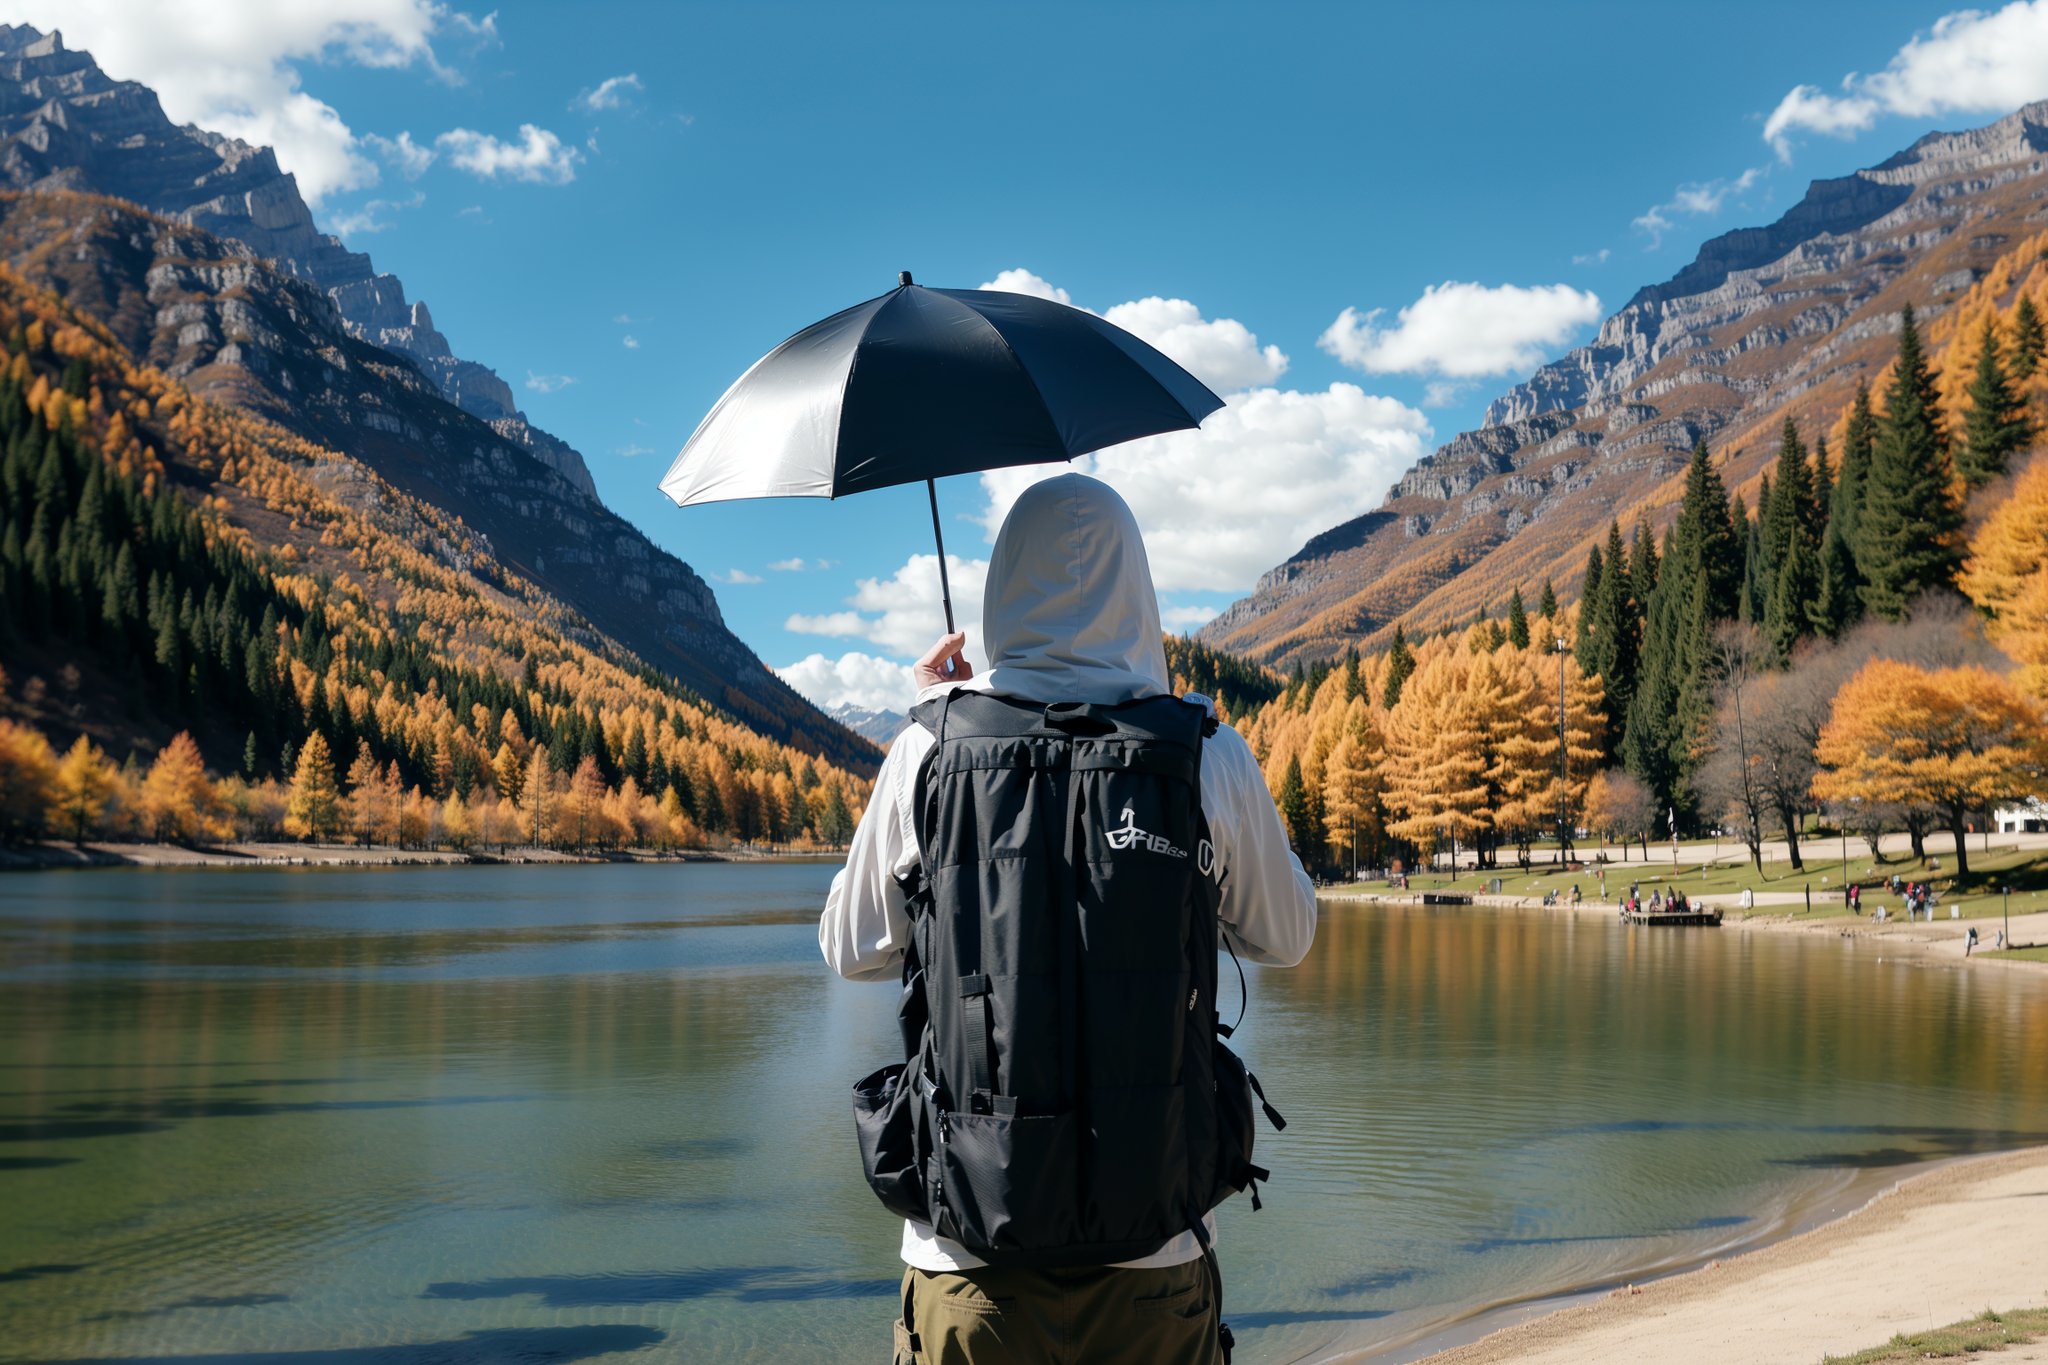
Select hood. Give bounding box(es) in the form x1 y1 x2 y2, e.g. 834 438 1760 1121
951 473 1170 705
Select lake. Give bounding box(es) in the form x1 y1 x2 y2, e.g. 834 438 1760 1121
2 863 2045 1364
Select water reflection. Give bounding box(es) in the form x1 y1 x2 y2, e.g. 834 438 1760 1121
0 867 2043 1364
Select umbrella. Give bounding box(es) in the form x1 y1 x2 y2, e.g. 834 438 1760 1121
657 272 1224 632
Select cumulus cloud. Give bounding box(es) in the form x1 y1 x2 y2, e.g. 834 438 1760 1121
1763 1 2048 160
1161 604 1220 633
1573 248 1611 266
12 0 484 204
1632 166 1765 246
716 568 763 586
789 555 992 665
1103 297 1288 391
776 651 919 715
976 269 1287 393
769 557 811 572
524 371 575 393
1318 282 1602 379
363 130 434 178
979 268 1071 304
436 125 580 184
575 72 643 112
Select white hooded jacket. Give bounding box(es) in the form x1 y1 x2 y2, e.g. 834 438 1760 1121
819 473 1317 1271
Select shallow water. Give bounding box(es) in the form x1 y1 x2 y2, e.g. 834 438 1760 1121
1 864 2044 1364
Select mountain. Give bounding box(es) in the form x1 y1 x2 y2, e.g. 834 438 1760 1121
0 25 875 773
828 703 908 747
1205 101 2048 666
0 24 595 497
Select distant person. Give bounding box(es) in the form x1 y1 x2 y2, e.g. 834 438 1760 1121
821 475 1317 1365
1966 926 1979 956
1849 884 1861 915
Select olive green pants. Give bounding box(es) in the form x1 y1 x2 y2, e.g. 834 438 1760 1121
894 1252 1224 1365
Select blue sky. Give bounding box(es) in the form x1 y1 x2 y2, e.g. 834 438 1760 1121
30 0 2048 712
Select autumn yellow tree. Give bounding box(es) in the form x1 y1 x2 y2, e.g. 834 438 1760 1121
558 755 606 848
343 747 386 846
284 731 343 842
0 718 58 842
520 747 557 848
52 736 116 845
1381 646 1489 867
1961 458 2048 698
141 732 225 843
1812 659 2048 877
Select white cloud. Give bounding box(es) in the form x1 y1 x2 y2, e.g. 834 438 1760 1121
326 189 424 236
1422 381 1468 408
776 651 918 715
1102 296 1288 392
976 384 1430 594
1632 166 1766 246
976 269 1286 393
769 557 810 572
13 0 482 204
789 556 992 666
575 72 643 112
614 442 654 457
622 335 640 349
1573 248 1611 266
524 371 575 393
1318 282 1602 379
786 609 873 637
436 124 580 184
978 268 1071 305
717 568 763 586
1763 1 2048 160
1161 604 1220 633
363 130 434 178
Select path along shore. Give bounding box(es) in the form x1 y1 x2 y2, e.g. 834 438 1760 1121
1320 886 2048 972
1384 1143 2048 1365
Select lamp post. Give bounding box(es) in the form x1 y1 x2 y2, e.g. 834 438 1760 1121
1555 638 1569 866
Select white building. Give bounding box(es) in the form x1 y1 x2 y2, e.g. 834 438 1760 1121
1994 797 2048 833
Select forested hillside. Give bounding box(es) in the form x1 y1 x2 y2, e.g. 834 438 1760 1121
0 263 869 850
1234 234 2048 874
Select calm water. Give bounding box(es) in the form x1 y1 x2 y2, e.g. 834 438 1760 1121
2 864 2046 1365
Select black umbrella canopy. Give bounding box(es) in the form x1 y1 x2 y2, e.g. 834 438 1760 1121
658 273 1225 632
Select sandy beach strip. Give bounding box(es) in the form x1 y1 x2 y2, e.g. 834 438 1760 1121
1388 1143 2048 1365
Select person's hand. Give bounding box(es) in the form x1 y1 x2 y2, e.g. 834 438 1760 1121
915 632 973 689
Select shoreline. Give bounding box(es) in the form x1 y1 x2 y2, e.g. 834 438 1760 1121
1369 1143 2048 1365
1319 887 2048 971
0 840 844 872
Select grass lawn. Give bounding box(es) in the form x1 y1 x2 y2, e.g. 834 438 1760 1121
1989 944 2048 962
1822 1306 2048 1362
1336 844 2048 922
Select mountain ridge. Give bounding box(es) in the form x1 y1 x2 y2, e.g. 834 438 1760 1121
1205 100 2048 666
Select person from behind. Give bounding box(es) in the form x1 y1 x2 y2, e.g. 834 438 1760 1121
821 474 1317 1365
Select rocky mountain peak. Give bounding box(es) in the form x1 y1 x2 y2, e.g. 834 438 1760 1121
0 23 595 497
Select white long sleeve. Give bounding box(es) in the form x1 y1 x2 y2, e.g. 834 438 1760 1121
819 716 1317 980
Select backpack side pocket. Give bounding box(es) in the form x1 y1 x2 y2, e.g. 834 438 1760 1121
854 1061 929 1222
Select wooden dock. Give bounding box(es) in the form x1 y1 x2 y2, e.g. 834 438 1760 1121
1621 905 1723 927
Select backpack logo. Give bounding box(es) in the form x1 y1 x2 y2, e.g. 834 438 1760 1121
1106 802 1187 859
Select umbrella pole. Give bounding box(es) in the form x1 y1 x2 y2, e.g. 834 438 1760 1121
926 477 956 635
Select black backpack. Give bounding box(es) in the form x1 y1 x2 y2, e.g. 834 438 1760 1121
851 689 1282 1268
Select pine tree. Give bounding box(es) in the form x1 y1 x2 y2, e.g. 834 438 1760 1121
1763 532 1816 665
2012 293 2044 381
1811 514 1860 639
1859 306 1964 620
1812 431 1833 512
1382 623 1415 708
1506 586 1530 649
1537 579 1558 621
1278 754 1312 856
1958 314 2031 489
1629 518 1659 609
1587 520 1640 744
1572 543 1604 676
1837 382 1877 553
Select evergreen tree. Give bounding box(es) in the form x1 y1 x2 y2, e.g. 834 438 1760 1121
1763 532 1816 665
2013 293 2044 381
1505 586 1530 649
1629 518 1660 609
1382 624 1415 708
1858 306 1963 619
1811 514 1861 639
1958 314 2031 489
1537 579 1558 620
1587 520 1640 745
1278 754 1312 856
1812 431 1833 512
1837 382 1876 552
1572 543 1604 676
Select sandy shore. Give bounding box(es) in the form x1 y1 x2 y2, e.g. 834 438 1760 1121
0 841 820 871
1390 1143 2048 1364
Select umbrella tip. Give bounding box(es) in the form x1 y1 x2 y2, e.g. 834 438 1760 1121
899 270 914 287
